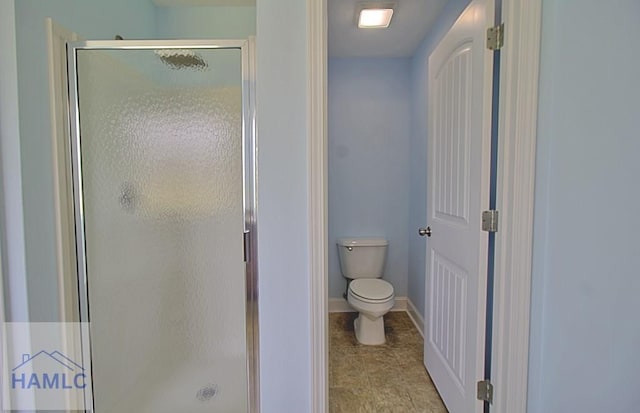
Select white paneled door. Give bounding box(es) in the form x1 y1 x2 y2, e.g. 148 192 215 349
424 0 494 412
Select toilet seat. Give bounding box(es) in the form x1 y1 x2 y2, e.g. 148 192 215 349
349 279 394 303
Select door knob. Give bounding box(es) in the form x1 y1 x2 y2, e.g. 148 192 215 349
418 227 432 237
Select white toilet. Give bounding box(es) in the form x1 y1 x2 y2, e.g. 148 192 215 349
337 237 395 345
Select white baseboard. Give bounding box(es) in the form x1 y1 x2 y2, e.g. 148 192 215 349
327 297 352 313
328 296 408 313
406 298 425 338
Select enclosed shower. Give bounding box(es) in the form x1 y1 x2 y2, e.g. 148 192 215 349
66 40 257 412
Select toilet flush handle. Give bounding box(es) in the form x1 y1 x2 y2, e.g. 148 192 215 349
346 246 353 251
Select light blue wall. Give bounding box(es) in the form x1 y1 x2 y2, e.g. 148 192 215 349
328 58 411 299
156 6 255 39
14 0 157 322
256 0 311 411
528 1 640 411
408 0 471 317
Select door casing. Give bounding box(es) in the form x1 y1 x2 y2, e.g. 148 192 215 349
308 1 543 412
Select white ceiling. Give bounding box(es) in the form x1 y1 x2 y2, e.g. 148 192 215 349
328 0 449 58
152 0 255 6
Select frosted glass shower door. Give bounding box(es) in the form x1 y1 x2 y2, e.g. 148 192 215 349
68 42 256 413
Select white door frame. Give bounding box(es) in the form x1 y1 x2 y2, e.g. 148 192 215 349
489 1 542 411
307 0 542 412
46 18 80 323
307 0 328 411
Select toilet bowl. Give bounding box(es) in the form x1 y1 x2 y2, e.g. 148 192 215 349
347 278 395 345
337 237 395 345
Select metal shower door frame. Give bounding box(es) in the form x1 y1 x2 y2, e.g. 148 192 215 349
66 39 259 413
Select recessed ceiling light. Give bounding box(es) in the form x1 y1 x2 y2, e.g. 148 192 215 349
357 3 395 29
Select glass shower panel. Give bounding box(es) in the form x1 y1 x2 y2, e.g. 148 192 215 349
75 48 247 412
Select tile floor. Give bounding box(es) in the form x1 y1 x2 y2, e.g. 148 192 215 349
329 311 448 413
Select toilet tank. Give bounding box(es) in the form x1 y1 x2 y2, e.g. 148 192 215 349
337 237 388 279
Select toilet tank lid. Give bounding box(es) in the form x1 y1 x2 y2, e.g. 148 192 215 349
337 237 388 247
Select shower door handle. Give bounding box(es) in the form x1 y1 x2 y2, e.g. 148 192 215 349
243 230 251 262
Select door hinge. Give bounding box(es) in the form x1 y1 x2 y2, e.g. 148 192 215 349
477 379 494 404
482 210 499 233
487 23 504 50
